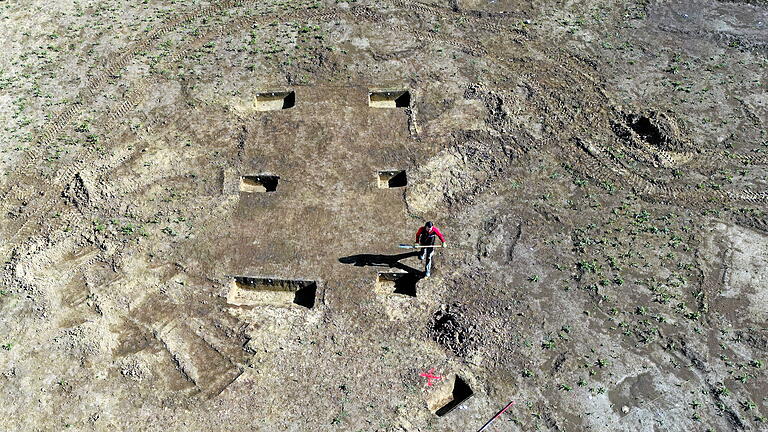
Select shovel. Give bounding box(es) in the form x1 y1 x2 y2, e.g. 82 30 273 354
398 244 446 249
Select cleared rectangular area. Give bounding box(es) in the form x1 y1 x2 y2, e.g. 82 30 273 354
227 276 316 308
240 175 279 193
377 170 407 188
376 272 418 297
427 375 474 416
368 90 410 108
254 91 295 111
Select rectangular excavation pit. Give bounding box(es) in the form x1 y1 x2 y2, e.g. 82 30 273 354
376 272 418 297
227 277 316 308
377 170 407 188
427 375 474 417
254 91 295 111
239 175 279 193
368 90 410 108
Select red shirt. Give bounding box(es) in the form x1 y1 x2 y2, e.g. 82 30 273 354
416 226 445 243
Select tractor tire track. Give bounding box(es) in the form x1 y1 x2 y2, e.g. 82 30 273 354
3 4 493 246
2 7 298 245
1 0 257 202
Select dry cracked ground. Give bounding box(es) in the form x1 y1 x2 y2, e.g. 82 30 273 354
1 0 767 430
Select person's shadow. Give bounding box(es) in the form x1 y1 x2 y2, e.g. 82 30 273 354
338 251 425 296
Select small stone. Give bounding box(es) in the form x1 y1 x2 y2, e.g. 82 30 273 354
621 405 630 414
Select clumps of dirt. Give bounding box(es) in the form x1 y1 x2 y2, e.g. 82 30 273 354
62 173 90 209
464 84 507 128
406 131 518 214
429 303 474 357
735 329 768 352
611 111 688 151
734 214 768 234
706 380 747 430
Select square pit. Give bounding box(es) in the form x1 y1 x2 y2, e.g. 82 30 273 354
368 90 410 108
240 175 279 193
426 374 474 416
227 276 316 308
254 91 296 111
377 170 407 188
376 271 418 297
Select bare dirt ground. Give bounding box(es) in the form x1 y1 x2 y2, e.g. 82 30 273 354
1 0 767 430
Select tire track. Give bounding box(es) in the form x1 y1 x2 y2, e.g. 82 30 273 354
348 5 487 55
390 0 765 212
490 49 763 208
1 0 257 201
2 7 294 244
6 6 381 254
386 0 517 34
3 3 494 246
6 1 765 277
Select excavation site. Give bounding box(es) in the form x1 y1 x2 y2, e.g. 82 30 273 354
1 0 767 430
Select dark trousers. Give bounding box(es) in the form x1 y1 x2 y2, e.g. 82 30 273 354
419 235 436 274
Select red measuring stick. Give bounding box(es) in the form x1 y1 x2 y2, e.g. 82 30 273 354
476 400 516 432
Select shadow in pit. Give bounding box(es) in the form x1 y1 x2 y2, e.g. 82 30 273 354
339 252 424 296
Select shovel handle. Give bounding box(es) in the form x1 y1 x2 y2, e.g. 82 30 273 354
398 244 444 249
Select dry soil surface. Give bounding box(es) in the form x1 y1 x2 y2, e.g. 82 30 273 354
1 0 767 431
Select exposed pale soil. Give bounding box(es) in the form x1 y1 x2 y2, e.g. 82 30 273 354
0 0 767 431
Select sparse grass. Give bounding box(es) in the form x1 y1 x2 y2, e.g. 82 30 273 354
0 1 764 431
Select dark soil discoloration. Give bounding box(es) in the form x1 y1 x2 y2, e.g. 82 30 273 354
429 303 474 357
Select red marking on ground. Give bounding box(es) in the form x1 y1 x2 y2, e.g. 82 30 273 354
419 368 442 386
